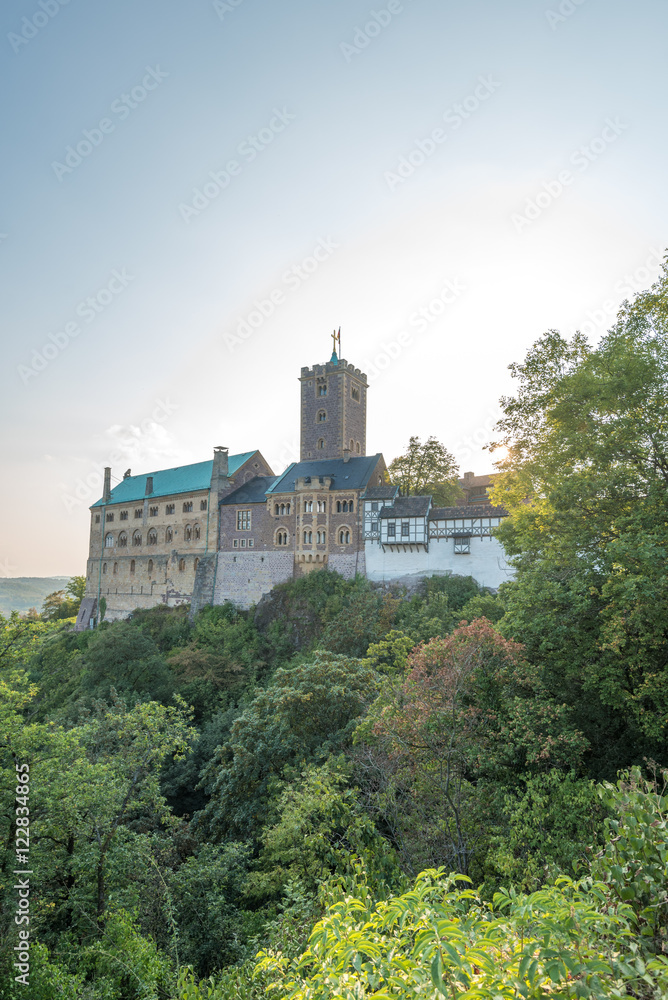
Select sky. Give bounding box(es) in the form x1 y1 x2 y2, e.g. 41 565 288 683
1 0 667 577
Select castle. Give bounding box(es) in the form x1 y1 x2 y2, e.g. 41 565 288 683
77 348 511 627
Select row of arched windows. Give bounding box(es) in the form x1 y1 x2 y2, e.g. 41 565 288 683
104 524 201 548
274 503 291 515
274 527 352 547
336 500 354 512
101 556 198 576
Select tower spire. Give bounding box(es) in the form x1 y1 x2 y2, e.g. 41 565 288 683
330 327 341 364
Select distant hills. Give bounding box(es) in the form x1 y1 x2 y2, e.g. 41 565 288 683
0 577 70 617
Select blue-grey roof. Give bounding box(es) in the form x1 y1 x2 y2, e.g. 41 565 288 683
267 454 382 495
380 496 432 518
91 452 257 507
220 476 279 505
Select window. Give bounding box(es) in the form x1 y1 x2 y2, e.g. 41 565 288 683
304 500 313 513
318 410 327 422
237 510 251 530
118 532 128 548
102 562 107 574
318 383 327 396
317 438 325 450
317 500 326 512
95 514 100 524
371 520 379 532
107 513 114 522
166 504 175 515
120 510 128 521
233 539 238 548
275 504 280 515
351 385 360 401
135 508 142 519
178 558 186 571
166 526 173 543
133 531 142 547
276 529 288 546
200 499 207 511
338 528 351 544
184 525 192 541
148 559 153 574
248 538 254 547
183 501 193 513
350 439 354 451
194 557 199 571
104 533 114 547
349 500 354 513
149 506 158 517
387 523 396 538
454 536 471 554
371 502 378 512
401 522 410 537
316 530 326 544
130 559 135 574
194 524 201 541
303 530 312 544
147 528 157 546
356 442 361 453
241 538 246 548
336 501 341 513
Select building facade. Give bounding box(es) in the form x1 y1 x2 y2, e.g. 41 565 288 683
78 349 512 625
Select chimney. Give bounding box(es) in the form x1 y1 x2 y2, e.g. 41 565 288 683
463 471 474 482
145 476 154 495
211 446 229 492
343 448 350 464
103 467 112 503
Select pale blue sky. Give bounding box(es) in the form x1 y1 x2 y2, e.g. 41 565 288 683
1 0 667 575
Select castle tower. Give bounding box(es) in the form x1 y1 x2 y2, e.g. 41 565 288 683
299 346 368 461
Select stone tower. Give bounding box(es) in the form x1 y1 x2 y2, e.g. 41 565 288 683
299 352 368 461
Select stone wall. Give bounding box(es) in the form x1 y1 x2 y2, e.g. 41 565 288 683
214 550 294 608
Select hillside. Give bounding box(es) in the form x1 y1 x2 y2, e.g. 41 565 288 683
0 576 69 616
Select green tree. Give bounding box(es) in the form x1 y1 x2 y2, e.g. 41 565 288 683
490 260 668 768
40 576 86 621
387 435 463 505
197 653 379 841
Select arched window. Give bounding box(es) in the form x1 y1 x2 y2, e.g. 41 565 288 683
118 532 128 548
275 529 288 546
113 562 118 575
130 559 135 574
336 501 341 513
303 530 312 545
178 558 185 571
356 441 361 453
316 530 325 544
147 528 157 546
318 383 327 397
280 503 285 515
148 559 153 575
317 500 326 512
133 531 142 547
166 526 173 543
104 533 114 547
318 410 327 422
275 504 280 515
349 500 354 513
317 438 325 450
102 562 107 574
193 524 201 541
286 503 290 514
184 525 192 542
350 439 354 451
338 528 351 545
194 557 200 572
342 500 348 512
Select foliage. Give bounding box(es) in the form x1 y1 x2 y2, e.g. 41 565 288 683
388 435 463 506
259 866 668 999
197 652 379 841
355 620 587 876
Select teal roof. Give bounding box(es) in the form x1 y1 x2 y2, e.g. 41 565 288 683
91 452 256 507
